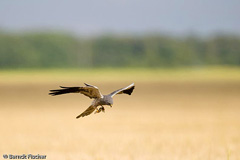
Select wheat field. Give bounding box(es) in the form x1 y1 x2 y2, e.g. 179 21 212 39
0 69 240 160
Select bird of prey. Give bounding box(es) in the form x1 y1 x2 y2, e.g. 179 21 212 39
49 83 135 118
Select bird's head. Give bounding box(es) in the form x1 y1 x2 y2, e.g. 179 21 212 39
103 95 113 107
107 99 113 107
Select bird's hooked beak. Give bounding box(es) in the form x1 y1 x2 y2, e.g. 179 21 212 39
109 104 112 107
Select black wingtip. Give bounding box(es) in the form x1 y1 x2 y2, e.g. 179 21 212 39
76 114 83 119
49 93 56 96
123 86 135 95
48 91 58 96
60 86 68 88
49 86 80 96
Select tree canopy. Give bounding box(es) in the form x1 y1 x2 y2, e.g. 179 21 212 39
0 32 239 68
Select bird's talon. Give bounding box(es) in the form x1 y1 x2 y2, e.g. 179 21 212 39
94 108 100 114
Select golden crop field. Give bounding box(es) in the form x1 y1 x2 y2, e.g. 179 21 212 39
0 68 240 160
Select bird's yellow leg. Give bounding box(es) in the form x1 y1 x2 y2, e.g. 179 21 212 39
94 108 99 114
94 107 101 114
94 106 105 114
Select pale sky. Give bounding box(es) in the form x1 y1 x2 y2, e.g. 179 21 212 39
0 0 240 35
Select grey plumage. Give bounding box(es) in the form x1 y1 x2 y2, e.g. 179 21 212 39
49 83 135 118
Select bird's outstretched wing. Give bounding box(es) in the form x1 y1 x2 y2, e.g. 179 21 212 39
49 83 103 99
76 105 96 118
109 83 135 97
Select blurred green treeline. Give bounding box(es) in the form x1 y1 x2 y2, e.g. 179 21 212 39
0 32 240 68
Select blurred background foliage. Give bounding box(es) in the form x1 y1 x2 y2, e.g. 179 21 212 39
0 31 239 69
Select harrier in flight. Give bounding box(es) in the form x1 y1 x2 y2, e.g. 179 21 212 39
49 83 135 118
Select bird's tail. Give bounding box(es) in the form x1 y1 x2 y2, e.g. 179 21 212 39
49 86 80 96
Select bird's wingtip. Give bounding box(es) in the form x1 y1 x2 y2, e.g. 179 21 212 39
130 83 135 87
